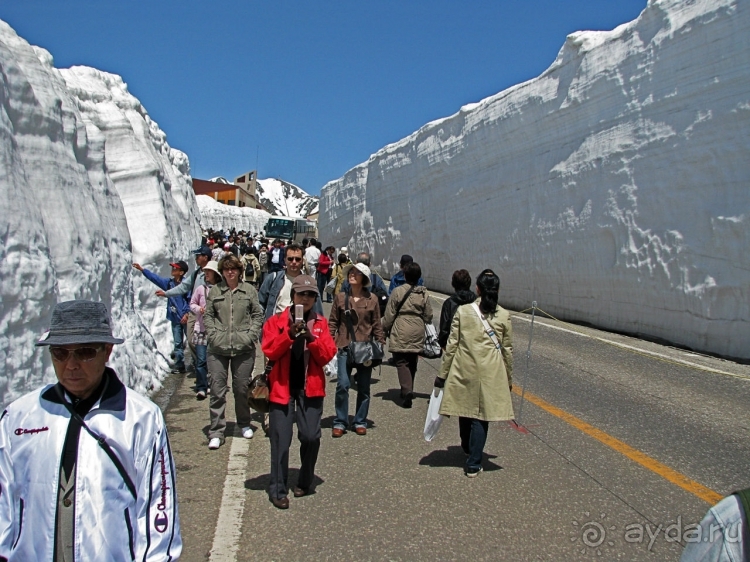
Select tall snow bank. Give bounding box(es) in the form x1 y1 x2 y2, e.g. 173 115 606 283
0 19 202 407
319 0 750 360
197 194 270 234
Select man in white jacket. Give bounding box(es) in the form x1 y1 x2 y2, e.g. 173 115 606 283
0 300 182 561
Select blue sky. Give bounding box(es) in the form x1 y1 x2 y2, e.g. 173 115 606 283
1 1 646 195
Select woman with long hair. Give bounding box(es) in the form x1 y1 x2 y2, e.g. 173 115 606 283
434 269 514 477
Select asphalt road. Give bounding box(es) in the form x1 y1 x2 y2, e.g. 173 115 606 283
162 295 750 561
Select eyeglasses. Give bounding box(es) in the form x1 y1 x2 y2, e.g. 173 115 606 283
297 291 317 298
286 256 303 262
50 346 104 363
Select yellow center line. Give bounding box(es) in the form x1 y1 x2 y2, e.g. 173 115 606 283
513 387 723 505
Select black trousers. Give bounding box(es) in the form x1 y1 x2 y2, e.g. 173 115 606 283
268 390 323 499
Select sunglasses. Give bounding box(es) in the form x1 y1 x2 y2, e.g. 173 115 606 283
297 291 317 298
286 256 303 262
50 346 104 363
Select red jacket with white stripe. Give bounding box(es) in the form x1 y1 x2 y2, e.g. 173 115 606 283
261 308 337 404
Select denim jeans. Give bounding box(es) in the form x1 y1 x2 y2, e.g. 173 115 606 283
459 417 489 472
194 344 208 392
333 349 373 430
171 323 185 368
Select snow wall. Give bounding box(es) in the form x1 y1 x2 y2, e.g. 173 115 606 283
0 19 202 407
197 194 270 234
319 0 750 361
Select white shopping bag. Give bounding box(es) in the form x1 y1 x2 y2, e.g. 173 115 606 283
324 353 338 378
423 387 445 442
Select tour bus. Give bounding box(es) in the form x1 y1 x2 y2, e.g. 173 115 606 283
264 216 318 243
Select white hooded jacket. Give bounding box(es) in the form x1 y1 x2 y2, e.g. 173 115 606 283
0 369 181 561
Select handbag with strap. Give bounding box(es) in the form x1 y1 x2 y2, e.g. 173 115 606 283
471 303 512 389
343 292 384 368
421 322 442 359
384 285 415 338
247 361 273 413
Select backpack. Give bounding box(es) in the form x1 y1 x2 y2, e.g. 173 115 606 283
370 274 388 316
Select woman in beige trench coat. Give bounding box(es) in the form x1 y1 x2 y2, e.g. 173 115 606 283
434 269 513 477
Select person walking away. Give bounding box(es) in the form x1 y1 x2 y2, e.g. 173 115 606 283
438 269 476 350
316 245 334 301
433 269 513 477
0 300 181 559
328 263 386 437
382 262 432 408
204 254 264 449
388 254 424 295
305 238 321 278
261 276 337 509
241 248 261 287
189 260 222 400
133 260 191 373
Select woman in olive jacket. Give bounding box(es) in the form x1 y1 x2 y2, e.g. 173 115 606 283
328 263 386 436
382 261 433 408
434 269 514 477
204 254 264 449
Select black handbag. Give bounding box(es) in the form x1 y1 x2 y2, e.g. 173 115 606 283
343 293 384 368
247 361 273 413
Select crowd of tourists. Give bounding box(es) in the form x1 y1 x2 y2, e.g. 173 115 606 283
0 222 744 560
129 226 516 511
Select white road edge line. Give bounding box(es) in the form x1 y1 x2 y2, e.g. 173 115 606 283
512 314 749 380
208 426 250 562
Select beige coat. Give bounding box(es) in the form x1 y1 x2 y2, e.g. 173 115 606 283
437 300 514 421
382 285 433 353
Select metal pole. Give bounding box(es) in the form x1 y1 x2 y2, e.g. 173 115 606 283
516 300 537 426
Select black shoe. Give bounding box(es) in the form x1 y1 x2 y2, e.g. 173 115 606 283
401 394 412 409
170 365 186 374
293 486 308 498
270 496 289 509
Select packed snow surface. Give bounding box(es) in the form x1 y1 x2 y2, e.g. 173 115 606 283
0 19 202 406
319 0 749 359
197 194 270 234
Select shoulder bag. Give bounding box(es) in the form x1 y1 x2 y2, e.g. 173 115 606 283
343 292 384 368
471 303 511 390
384 285 415 338
248 361 273 413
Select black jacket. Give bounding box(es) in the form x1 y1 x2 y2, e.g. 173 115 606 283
438 290 476 349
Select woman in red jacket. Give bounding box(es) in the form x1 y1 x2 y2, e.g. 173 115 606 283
261 275 337 509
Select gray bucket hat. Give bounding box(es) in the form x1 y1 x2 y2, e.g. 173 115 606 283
36 300 125 346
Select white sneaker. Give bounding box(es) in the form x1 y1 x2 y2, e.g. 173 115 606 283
241 426 254 439
208 438 221 449
196 390 206 400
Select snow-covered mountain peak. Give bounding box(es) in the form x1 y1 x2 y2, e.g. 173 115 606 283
256 178 318 217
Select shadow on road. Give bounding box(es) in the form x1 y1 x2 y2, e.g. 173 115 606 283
244 471 325 493
419 445 504 472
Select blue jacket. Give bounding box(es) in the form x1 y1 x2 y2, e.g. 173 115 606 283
142 269 191 324
258 271 323 321
388 270 424 295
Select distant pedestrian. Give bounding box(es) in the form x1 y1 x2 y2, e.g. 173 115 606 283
330 253 351 296
438 269 476 350
305 238 321 278
434 269 514 477
133 260 191 373
382 262 433 408
316 245 335 301
388 254 424 295
269 239 285 273
258 243 270 286
241 248 261 286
